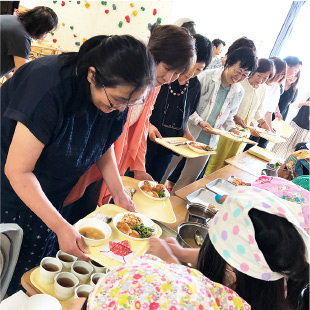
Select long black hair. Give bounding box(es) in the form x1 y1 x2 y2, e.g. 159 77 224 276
197 209 309 310
193 34 213 69
18 6 58 39
59 35 156 113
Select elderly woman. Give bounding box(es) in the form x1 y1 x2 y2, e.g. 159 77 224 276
1 35 155 294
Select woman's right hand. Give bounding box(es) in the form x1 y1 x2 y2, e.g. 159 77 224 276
233 115 247 128
56 223 89 260
148 123 162 142
199 121 218 134
164 237 184 260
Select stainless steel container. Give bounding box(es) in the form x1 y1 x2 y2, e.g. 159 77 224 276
185 203 214 225
177 222 208 248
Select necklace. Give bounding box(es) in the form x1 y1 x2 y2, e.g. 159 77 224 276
168 80 189 96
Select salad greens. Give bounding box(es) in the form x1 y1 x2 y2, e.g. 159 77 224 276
132 223 155 238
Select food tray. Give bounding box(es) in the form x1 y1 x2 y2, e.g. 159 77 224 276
155 137 216 158
257 133 286 143
122 176 176 223
186 188 221 210
78 204 162 270
219 131 257 145
271 119 294 138
248 146 276 162
30 267 75 308
205 178 236 195
246 125 277 136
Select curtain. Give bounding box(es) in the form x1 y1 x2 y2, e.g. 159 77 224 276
270 1 305 57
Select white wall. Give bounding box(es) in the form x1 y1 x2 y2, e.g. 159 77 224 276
168 0 294 58
20 0 294 57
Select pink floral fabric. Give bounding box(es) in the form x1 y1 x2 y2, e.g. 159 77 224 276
87 254 250 310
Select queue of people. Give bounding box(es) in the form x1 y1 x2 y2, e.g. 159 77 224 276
1 6 309 310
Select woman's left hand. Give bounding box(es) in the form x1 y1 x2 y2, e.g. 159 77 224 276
113 192 136 212
260 122 271 131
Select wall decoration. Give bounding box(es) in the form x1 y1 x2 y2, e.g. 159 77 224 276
61 1 65 7
53 39 57 43
153 8 157 15
130 3 134 7
85 2 90 8
75 42 80 46
31 1 174 51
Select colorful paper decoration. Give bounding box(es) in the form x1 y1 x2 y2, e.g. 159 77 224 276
61 1 65 7
130 3 134 7
105 9 109 14
101 1 107 5
157 17 162 24
85 2 90 8
118 21 123 28
70 26 74 30
125 15 130 23
73 34 77 37
75 42 80 46
83 37 87 42
141 6 145 11
101 240 132 262
133 10 137 16
77 1 80 4
112 4 116 10
53 39 57 43
51 32 54 35
153 8 157 16
62 22 65 26
148 23 152 31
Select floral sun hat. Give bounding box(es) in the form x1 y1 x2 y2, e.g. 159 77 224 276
284 150 310 178
208 186 309 281
87 254 250 310
252 176 309 234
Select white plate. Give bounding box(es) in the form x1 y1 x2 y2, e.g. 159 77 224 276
186 141 214 154
138 180 170 201
113 212 157 240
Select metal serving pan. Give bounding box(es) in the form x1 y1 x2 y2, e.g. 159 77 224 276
205 178 236 195
186 188 221 213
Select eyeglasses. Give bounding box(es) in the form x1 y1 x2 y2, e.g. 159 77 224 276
234 67 250 79
102 84 145 110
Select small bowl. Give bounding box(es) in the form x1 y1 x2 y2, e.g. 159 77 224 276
186 141 214 154
75 218 112 247
138 180 170 201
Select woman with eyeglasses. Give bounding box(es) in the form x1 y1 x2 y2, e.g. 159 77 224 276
169 47 257 195
1 35 155 294
144 34 213 183
63 25 196 216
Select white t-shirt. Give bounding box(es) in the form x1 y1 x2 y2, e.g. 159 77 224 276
261 83 280 115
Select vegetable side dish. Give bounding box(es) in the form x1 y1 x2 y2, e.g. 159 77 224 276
140 181 168 199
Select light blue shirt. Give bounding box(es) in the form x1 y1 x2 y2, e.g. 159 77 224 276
197 84 231 144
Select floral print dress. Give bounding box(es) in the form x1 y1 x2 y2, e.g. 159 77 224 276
87 254 250 310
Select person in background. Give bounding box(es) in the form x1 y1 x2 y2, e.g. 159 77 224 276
63 25 196 224
169 47 257 195
1 35 155 294
276 56 302 121
271 91 310 159
212 38 226 58
244 57 287 150
207 36 256 70
148 187 310 310
145 34 213 182
0 6 58 78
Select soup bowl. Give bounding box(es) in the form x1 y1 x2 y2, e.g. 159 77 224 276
75 218 112 247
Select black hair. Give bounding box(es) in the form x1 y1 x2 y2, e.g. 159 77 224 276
197 209 309 310
212 39 226 48
226 36 256 56
294 142 309 152
269 57 287 84
181 21 197 35
59 35 156 112
284 56 302 67
252 58 275 79
193 34 213 69
148 24 196 74
225 46 257 72
18 6 58 39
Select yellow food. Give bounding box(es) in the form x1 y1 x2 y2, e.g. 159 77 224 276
79 227 105 240
116 221 132 235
